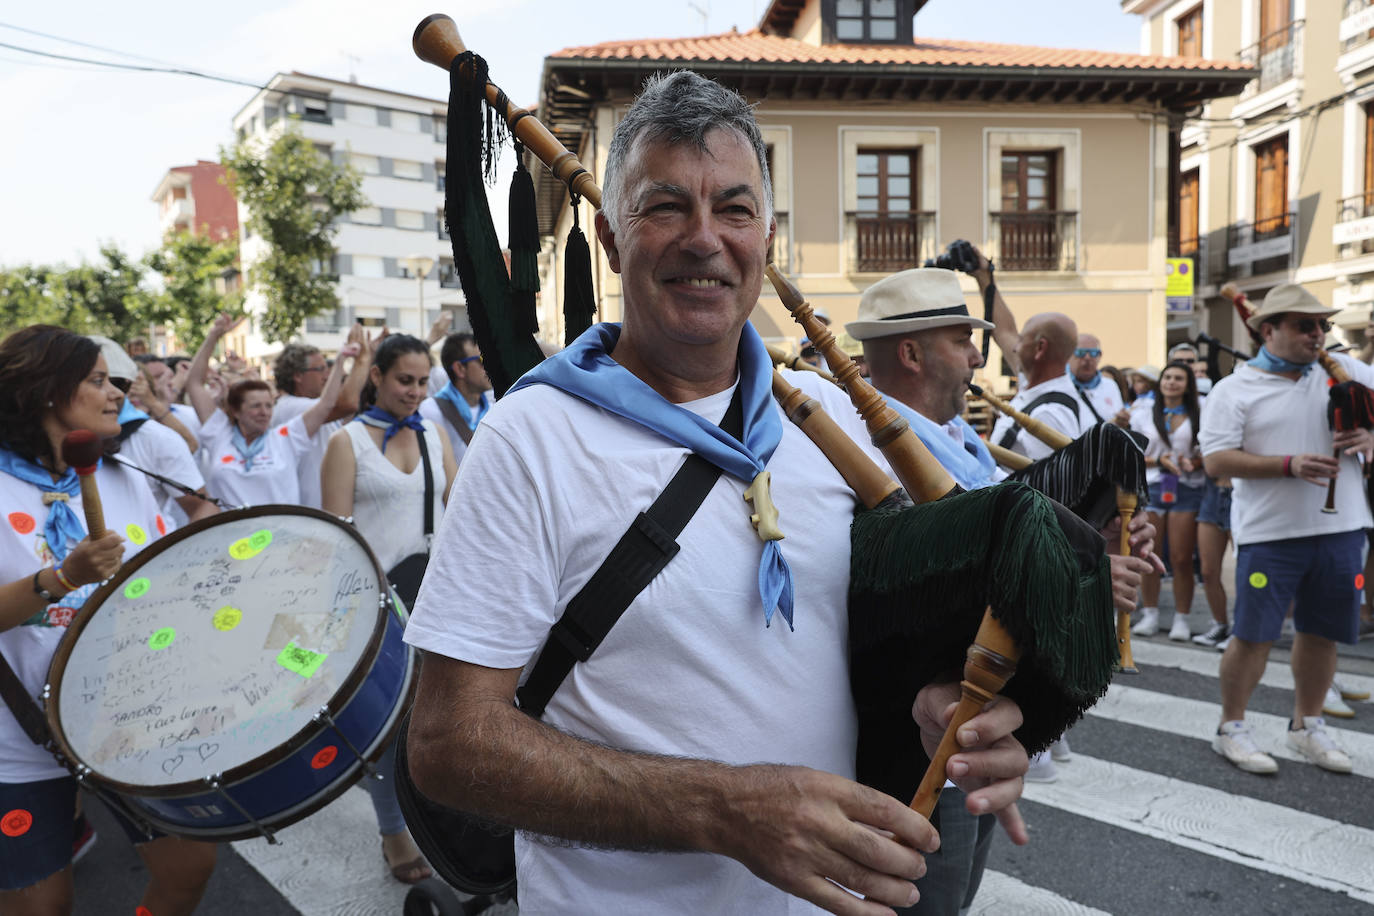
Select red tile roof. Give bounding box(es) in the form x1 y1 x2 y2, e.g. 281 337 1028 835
550 29 1250 73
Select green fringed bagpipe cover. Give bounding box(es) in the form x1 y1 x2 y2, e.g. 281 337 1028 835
847 482 1116 804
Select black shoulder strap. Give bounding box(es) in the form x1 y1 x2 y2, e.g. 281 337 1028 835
516 388 745 718
997 391 1080 449
0 648 50 746
416 424 435 541
1074 385 1105 424
434 397 475 446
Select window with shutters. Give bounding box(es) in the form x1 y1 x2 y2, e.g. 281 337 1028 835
1176 6 1203 58
1253 135 1289 235
995 151 1071 271
852 149 923 272
826 0 911 44
1179 168 1200 256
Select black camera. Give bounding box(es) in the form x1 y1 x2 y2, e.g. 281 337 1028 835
924 239 980 274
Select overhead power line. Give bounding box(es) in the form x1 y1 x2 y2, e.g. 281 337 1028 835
0 40 268 90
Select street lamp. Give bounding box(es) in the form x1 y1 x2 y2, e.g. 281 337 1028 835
402 254 435 336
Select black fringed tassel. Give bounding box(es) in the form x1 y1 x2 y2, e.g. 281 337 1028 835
563 195 596 345
508 140 541 337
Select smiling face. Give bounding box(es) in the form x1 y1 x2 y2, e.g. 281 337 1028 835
50 355 122 438
372 352 433 418
1159 365 1190 402
598 128 774 361
233 390 275 438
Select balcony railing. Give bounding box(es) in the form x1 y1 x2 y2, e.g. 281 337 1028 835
1341 0 1374 53
1335 192 1374 259
988 211 1078 271
1238 20 1303 97
1225 213 1295 278
847 211 937 273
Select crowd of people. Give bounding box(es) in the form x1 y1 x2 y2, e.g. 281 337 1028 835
1 65 1370 916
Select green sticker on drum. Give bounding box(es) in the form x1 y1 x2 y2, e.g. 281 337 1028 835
277 642 326 678
230 529 273 560
124 578 151 600
148 627 175 650
248 529 272 551
212 606 242 632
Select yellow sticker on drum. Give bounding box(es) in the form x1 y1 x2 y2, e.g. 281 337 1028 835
212 606 242 632
1249 572 1269 589
229 538 253 560
277 642 326 678
125 523 147 545
229 529 274 560
124 578 151 600
148 627 175 650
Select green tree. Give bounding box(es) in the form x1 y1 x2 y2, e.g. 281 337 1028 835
56 245 158 342
0 263 84 333
222 126 366 344
146 231 244 350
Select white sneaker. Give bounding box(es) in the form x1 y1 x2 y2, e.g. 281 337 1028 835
1132 607 1160 637
1286 717 1353 774
1050 737 1072 762
1192 622 1229 647
1335 678 1370 702
1169 615 1192 641
1025 750 1058 783
1216 634 1233 652
1281 618 1296 639
1212 720 1278 774
1323 687 1355 719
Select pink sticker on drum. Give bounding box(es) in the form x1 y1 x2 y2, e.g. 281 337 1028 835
124 578 151 600
276 642 326 678
148 627 176 650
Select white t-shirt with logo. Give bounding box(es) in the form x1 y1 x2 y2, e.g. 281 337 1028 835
121 417 206 531
270 394 340 509
200 410 315 508
1199 355 1374 545
0 460 163 783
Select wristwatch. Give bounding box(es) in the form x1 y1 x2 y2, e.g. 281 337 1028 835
31 569 59 602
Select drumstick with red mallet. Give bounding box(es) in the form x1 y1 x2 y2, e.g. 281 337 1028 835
61 430 107 538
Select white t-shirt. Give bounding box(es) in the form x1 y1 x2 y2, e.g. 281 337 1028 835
1129 407 1206 488
271 394 341 509
405 369 884 915
1 460 163 783
1199 355 1374 545
1073 377 1124 425
200 410 315 508
990 373 1084 461
418 394 488 466
340 420 447 573
121 417 206 531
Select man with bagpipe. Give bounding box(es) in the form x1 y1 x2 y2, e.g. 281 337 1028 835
401 45 1143 910
1200 283 1374 775
854 267 1158 914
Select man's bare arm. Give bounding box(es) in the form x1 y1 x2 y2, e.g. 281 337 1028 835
1204 447 1335 486
969 249 1019 375
407 653 937 915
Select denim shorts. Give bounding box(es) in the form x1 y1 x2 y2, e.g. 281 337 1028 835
1197 480 1233 531
1 777 161 890
1233 530 1365 644
1147 479 1204 515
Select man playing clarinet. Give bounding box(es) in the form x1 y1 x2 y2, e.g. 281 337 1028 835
1200 283 1374 775
403 71 1030 914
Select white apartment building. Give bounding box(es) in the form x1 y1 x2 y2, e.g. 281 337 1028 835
230 72 465 360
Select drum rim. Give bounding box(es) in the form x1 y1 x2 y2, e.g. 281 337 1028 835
44 503 395 796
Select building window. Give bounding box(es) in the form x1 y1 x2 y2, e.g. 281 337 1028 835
853 149 926 272
439 257 461 288
434 117 447 143
300 97 331 123
1253 135 1289 235
350 153 381 176
343 103 375 124
352 207 383 226
352 256 385 278
996 151 1071 271
833 0 902 42
437 211 450 241
1176 5 1203 58
392 159 423 180
391 110 421 133
1179 168 1200 256
436 164 446 191
394 209 425 230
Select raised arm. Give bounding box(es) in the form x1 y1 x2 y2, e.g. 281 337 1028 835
301 341 361 438
129 373 198 453
325 324 370 423
970 246 1020 375
186 314 242 423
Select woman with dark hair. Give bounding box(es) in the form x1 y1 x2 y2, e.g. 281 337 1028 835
186 314 359 507
321 333 454 885
1131 360 1206 641
0 325 216 915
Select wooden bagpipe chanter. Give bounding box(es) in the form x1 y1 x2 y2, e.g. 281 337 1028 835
411 13 1119 824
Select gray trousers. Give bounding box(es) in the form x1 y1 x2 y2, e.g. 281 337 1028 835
896 787 997 916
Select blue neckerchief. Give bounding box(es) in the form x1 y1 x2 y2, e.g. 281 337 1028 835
881 394 998 491
356 406 425 453
435 383 489 431
1162 404 1187 416
230 425 268 470
118 400 149 424
1135 391 1155 403
1248 345 1313 377
511 322 795 628
0 447 86 564
1070 370 1102 391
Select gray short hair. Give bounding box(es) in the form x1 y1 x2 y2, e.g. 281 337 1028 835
601 71 773 233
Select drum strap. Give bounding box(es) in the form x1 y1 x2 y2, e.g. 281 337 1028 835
417 425 435 547
0 649 50 747
433 396 476 447
516 387 744 718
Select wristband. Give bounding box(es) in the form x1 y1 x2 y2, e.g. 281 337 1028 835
53 565 79 592
1282 455 1294 478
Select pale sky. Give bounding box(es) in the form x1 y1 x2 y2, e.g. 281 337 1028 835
0 1 1142 269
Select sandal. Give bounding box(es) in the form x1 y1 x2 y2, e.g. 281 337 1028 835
383 840 432 885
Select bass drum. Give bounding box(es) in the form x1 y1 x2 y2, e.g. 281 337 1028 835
44 505 416 841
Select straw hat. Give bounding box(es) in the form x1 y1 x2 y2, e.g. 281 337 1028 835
87 335 139 381
1245 283 1338 331
1130 365 1160 384
846 268 994 341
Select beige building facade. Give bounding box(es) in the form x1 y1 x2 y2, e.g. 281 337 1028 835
1128 0 1374 357
529 0 1250 380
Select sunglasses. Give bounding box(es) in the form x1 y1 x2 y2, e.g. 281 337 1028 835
111 377 133 394
1073 348 1102 359
459 354 483 366
1284 317 1331 335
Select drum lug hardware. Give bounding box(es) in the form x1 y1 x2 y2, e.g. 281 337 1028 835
313 706 379 779
205 775 278 844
